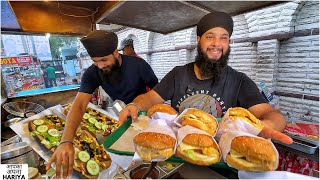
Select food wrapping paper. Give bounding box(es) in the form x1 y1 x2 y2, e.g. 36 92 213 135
174 108 219 137
151 112 177 126
132 119 177 162
216 108 263 140
176 125 221 162
218 130 279 170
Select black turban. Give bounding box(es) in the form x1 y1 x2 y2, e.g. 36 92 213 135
197 11 234 37
80 30 118 57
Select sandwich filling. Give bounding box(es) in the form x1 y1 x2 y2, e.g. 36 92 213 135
228 149 274 167
136 145 174 161
179 142 219 160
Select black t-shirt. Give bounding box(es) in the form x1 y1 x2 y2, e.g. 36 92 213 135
153 62 267 117
79 55 158 104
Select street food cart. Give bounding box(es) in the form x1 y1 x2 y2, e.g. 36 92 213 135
1 1 318 179
1 55 45 98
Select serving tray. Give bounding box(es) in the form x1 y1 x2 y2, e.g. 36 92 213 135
103 116 235 171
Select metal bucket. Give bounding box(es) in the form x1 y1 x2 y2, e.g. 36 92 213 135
1 142 40 168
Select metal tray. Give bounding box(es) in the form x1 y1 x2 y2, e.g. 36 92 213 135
122 161 183 179
274 140 318 154
1 135 22 147
1 142 33 159
286 133 319 146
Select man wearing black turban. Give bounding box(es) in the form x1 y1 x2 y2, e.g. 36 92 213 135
47 30 158 178
120 10 292 151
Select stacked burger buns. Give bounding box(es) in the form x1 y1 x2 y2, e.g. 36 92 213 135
228 107 264 132
218 107 278 171
177 130 220 166
176 109 221 166
227 136 277 171
147 104 178 118
180 109 218 136
133 104 178 162
133 132 176 161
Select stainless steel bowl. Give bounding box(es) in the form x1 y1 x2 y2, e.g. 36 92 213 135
1 142 40 168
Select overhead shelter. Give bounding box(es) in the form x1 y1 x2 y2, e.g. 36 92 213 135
2 1 286 35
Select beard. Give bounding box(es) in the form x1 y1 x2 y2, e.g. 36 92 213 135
98 56 122 85
195 44 230 82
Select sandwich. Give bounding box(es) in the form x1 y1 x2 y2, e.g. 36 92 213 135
177 133 220 166
228 107 264 130
147 104 178 118
73 129 112 179
133 132 176 161
226 136 277 171
180 109 218 136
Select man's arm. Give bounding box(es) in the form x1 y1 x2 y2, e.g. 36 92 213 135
119 90 164 124
249 103 292 144
62 92 92 141
46 92 91 178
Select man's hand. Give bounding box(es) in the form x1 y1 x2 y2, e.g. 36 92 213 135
46 143 74 179
118 104 140 125
258 125 293 144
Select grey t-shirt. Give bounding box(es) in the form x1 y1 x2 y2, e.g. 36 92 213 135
153 62 267 117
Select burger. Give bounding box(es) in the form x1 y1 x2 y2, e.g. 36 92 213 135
176 133 220 166
180 109 218 136
147 104 178 118
133 132 176 161
226 136 277 171
228 107 264 130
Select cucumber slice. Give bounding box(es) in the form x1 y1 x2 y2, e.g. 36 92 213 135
33 119 45 126
78 151 90 162
48 129 60 137
88 117 97 124
86 160 100 176
101 124 108 131
36 125 48 133
83 113 91 119
94 122 103 129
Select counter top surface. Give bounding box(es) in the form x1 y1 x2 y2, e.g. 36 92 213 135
14 84 80 97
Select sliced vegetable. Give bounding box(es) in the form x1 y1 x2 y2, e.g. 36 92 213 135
33 119 45 126
87 126 96 133
48 129 60 137
94 122 103 129
101 124 108 131
86 160 100 176
83 113 91 119
41 139 52 148
78 151 90 162
88 117 97 124
37 125 49 133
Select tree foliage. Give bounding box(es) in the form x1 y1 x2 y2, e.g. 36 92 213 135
49 36 78 59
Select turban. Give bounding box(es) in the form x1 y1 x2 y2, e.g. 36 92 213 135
197 11 233 37
80 30 118 57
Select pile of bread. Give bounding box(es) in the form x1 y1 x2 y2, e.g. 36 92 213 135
133 104 278 172
218 107 278 171
134 104 220 165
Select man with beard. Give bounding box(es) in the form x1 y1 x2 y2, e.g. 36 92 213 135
46 30 158 179
119 11 293 146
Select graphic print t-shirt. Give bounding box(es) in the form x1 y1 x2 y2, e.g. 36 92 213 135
153 63 267 117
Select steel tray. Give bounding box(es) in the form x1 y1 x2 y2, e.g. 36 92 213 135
274 139 318 154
